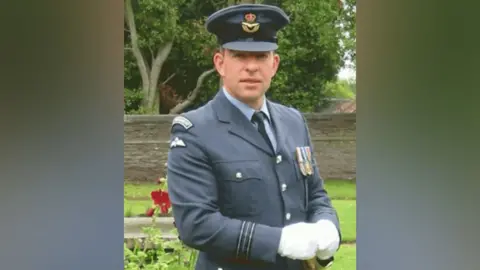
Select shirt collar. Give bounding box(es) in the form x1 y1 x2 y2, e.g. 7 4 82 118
222 87 271 122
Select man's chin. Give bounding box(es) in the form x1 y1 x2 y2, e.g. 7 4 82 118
240 92 263 101
240 86 264 96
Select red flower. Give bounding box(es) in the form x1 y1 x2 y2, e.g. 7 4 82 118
151 190 171 214
145 207 155 217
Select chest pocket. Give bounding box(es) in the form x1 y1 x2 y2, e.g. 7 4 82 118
214 160 267 217
289 144 313 212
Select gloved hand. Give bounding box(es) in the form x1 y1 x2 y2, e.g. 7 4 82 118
277 222 320 260
314 219 340 260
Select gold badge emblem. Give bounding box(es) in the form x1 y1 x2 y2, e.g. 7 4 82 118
242 13 260 33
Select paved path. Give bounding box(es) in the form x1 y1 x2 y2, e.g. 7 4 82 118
124 217 174 226
124 217 177 249
124 217 175 234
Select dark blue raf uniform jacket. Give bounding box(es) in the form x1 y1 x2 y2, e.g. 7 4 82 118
167 90 341 270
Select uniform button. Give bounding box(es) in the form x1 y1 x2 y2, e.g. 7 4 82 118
285 213 291 220
281 184 287 191
235 172 242 179
276 155 282 164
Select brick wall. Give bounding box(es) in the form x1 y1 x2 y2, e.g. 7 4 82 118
124 113 356 182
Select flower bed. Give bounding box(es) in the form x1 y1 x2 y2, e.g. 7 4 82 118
124 175 173 217
124 172 199 270
145 177 171 217
124 169 357 269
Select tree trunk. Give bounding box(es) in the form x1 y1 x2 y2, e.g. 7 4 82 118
125 0 149 106
124 0 173 112
147 41 173 110
169 69 216 114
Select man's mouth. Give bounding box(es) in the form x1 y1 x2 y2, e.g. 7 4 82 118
240 79 261 83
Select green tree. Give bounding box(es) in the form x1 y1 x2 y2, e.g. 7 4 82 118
124 0 356 114
339 0 356 68
124 0 219 113
323 79 355 99
262 0 345 111
125 0 181 112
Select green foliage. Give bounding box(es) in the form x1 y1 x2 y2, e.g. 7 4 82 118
324 79 356 99
125 0 225 114
124 0 187 111
124 227 198 270
125 53 140 89
124 0 356 114
339 0 356 67
124 173 198 269
133 0 185 49
124 88 143 113
266 0 344 111
158 7 219 113
125 88 159 114
123 178 357 268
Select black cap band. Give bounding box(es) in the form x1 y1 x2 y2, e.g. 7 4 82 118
218 36 278 46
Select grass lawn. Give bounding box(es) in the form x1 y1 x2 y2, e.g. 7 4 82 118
124 179 356 269
124 179 356 242
124 183 158 199
331 244 356 270
324 179 356 200
333 200 356 242
124 199 152 217
125 179 356 200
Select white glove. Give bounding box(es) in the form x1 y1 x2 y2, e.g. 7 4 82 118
315 219 340 260
277 222 320 260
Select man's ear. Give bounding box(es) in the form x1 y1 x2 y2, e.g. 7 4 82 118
213 51 225 76
271 53 280 76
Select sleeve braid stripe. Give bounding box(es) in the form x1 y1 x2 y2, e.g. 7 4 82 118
235 221 246 259
245 222 256 260
240 221 253 259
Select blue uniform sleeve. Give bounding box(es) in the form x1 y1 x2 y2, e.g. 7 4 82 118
167 124 282 263
296 111 342 243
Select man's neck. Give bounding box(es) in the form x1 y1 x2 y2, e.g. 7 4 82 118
223 86 264 111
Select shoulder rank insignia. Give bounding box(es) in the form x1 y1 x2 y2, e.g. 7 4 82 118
172 115 193 130
296 146 313 176
170 137 186 148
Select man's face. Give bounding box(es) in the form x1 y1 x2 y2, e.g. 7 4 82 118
213 48 280 106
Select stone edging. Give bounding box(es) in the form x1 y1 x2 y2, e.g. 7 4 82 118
124 217 355 249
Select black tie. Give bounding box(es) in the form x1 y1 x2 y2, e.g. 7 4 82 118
251 111 274 151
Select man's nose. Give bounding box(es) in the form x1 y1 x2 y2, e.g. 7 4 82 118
245 57 259 72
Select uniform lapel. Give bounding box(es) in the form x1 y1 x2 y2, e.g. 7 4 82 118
212 90 275 156
266 100 288 153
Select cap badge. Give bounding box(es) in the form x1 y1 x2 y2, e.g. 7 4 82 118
242 13 260 33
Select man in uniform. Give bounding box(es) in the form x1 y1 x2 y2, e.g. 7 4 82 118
167 3 341 270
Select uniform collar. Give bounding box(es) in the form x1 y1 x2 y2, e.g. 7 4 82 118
222 87 271 122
